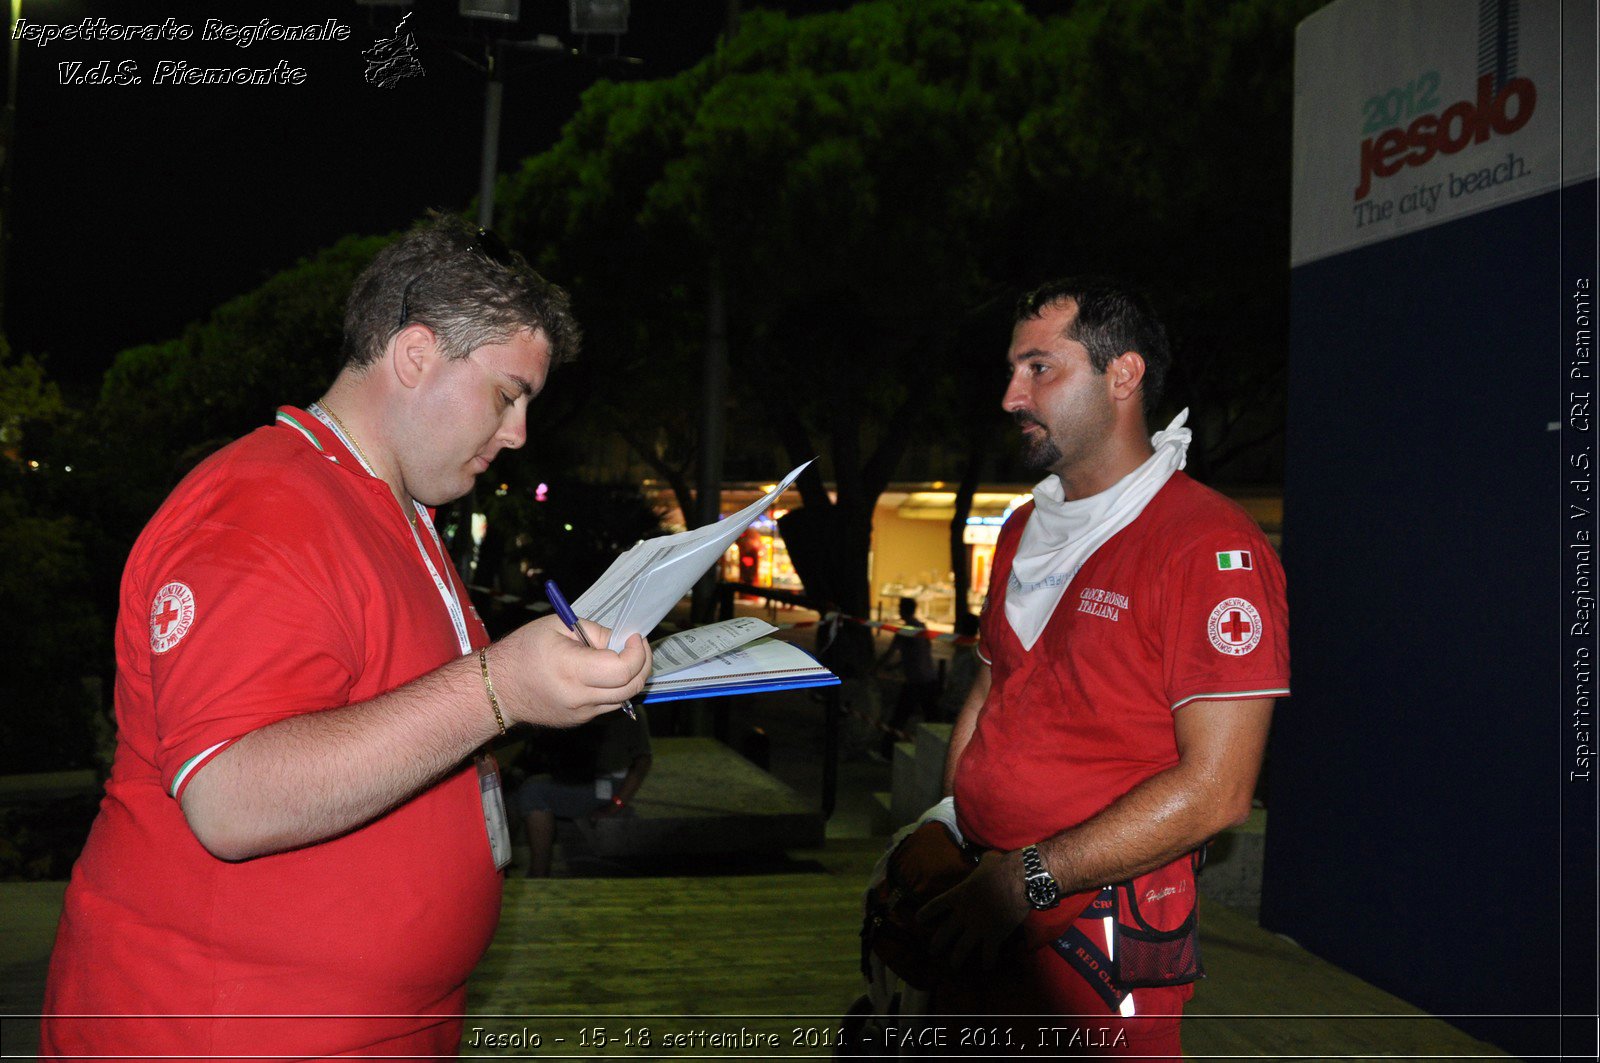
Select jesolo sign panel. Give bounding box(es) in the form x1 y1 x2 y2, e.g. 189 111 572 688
1291 0 1595 267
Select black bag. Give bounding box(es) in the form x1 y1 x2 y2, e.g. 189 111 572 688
860 821 978 989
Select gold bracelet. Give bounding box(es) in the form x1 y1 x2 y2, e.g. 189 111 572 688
478 647 507 736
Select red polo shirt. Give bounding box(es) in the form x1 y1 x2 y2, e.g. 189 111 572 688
43 407 500 1060
949 473 1289 1035
955 472 1291 852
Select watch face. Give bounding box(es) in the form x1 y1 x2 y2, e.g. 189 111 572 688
1026 874 1060 909
1022 846 1060 909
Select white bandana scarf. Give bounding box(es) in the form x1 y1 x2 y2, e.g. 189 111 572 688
1004 410 1192 650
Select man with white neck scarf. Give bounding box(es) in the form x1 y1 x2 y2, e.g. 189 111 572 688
918 280 1289 1056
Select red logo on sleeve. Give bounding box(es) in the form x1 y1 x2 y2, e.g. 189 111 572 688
150 582 196 653
1207 597 1262 656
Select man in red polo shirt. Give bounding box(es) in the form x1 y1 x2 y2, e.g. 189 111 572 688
921 280 1289 1057
41 218 652 1059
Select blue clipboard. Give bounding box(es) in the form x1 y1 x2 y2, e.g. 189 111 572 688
641 671 841 704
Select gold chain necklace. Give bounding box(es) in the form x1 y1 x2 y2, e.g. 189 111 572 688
321 402 416 526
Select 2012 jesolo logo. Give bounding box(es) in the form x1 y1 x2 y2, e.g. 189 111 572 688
1354 73 1536 202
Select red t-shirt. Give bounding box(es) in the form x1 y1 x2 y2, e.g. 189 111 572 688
42 408 500 1060
954 471 1290 850
951 473 1289 1024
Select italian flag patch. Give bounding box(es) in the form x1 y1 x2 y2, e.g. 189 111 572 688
1216 550 1253 571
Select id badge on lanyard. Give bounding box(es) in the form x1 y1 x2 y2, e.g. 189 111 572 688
309 404 512 870
477 754 512 870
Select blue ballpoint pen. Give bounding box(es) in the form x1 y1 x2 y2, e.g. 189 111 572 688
543 579 638 720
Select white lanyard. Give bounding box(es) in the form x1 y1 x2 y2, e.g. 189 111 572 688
307 404 474 656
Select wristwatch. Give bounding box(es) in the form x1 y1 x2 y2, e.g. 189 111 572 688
1020 844 1061 910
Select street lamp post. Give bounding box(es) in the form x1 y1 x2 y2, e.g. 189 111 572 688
471 34 566 231
463 1 634 231
476 45 502 231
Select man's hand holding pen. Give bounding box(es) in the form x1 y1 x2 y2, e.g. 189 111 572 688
545 580 640 720
485 613 652 729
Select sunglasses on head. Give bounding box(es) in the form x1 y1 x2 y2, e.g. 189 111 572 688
396 227 519 330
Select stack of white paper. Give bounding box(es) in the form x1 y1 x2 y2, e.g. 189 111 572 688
571 460 812 651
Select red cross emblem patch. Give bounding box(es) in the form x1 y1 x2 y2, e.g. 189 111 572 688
1207 597 1262 656
150 581 196 654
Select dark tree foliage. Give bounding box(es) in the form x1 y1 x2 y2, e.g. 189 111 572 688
3 0 1324 772
500 0 1319 665
6 229 668 770
0 342 105 773
94 235 386 516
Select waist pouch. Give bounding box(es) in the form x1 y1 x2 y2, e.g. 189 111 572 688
1115 870 1203 989
861 820 978 988
1049 851 1204 1009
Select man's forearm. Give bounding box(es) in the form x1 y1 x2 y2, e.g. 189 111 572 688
179 615 652 862
1035 697 1273 892
181 652 495 861
1034 765 1240 893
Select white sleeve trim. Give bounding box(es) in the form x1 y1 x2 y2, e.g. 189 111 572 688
168 739 234 798
1170 687 1290 712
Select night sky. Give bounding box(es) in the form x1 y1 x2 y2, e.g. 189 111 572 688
5 0 730 400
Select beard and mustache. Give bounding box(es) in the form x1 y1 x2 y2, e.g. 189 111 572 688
1013 412 1062 470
